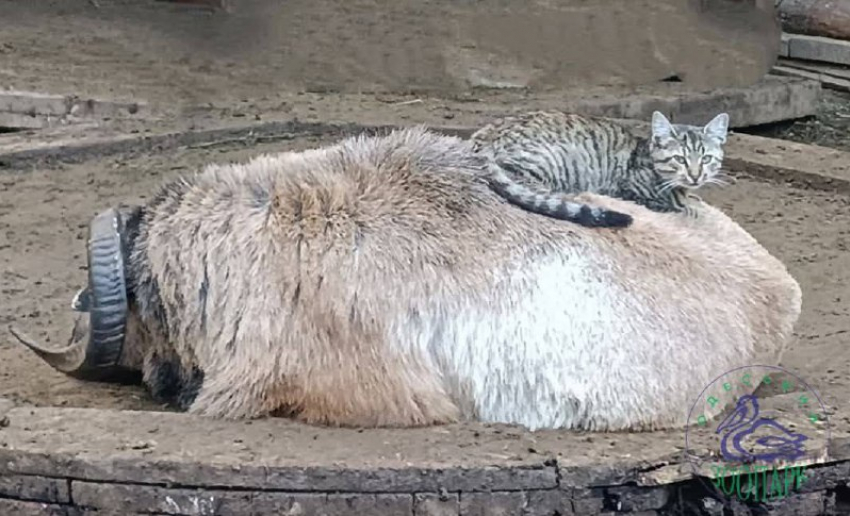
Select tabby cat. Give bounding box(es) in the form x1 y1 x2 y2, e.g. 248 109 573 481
470 110 731 228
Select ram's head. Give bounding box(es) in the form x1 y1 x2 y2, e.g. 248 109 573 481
9 207 141 383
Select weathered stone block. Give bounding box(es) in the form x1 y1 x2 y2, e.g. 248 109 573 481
0 446 556 494
524 490 574 516
414 492 459 516
259 492 414 515
0 498 82 516
570 488 606 515
0 474 68 503
761 490 831 515
787 34 850 66
604 485 671 512
560 465 637 489
71 481 413 515
459 491 524 515
793 461 850 493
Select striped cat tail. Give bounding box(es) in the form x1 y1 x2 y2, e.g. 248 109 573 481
486 164 633 228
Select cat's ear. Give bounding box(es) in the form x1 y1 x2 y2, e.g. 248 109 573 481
651 111 676 141
704 113 729 143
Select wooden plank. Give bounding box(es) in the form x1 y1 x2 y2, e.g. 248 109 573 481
777 0 850 41
778 57 850 80
156 0 231 11
0 91 146 130
785 33 850 66
772 64 850 91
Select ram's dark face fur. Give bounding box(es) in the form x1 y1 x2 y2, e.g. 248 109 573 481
7 204 201 408
9 207 140 379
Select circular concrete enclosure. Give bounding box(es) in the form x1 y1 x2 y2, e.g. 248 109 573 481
1 120 849 515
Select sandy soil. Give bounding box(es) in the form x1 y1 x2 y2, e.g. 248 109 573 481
1 132 849 436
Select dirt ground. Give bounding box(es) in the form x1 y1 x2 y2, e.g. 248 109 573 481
747 89 850 151
0 0 778 100
0 0 848 442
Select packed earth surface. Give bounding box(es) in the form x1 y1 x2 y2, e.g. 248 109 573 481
0 0 849 464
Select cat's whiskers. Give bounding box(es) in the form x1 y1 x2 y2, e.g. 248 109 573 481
714 172 737 184
706 177 732 187
657 179 680 195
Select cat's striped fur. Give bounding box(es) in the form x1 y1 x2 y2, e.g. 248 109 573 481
471 110 730 229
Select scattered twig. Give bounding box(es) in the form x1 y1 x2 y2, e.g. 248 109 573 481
183 133 302 150
391 99 423 106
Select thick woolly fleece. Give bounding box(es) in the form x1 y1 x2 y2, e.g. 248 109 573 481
96 127 800 431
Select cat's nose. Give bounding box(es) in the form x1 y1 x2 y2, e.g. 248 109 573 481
687 170 701 184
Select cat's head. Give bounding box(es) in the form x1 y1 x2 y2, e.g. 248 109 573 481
648 111 729 190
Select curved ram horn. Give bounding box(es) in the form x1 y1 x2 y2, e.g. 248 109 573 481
71 287 91 312
8 316 89 372
9 208 138 383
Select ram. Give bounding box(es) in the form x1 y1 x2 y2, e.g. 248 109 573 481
9 127 801 431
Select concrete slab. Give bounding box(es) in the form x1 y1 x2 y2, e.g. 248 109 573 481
772 63 850 93
785 33 850 66
724 132 850 193
0 404 845 515
781 33 792 57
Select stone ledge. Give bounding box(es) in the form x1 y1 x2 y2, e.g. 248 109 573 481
783 33 850 67
0 404 847 515
0 473 844 515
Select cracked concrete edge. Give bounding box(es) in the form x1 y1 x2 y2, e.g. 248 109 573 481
0 489 841 516
0 399 847 494
0 459 845 516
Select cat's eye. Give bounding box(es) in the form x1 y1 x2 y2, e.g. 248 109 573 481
701 155 713 164
674 156 687 164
